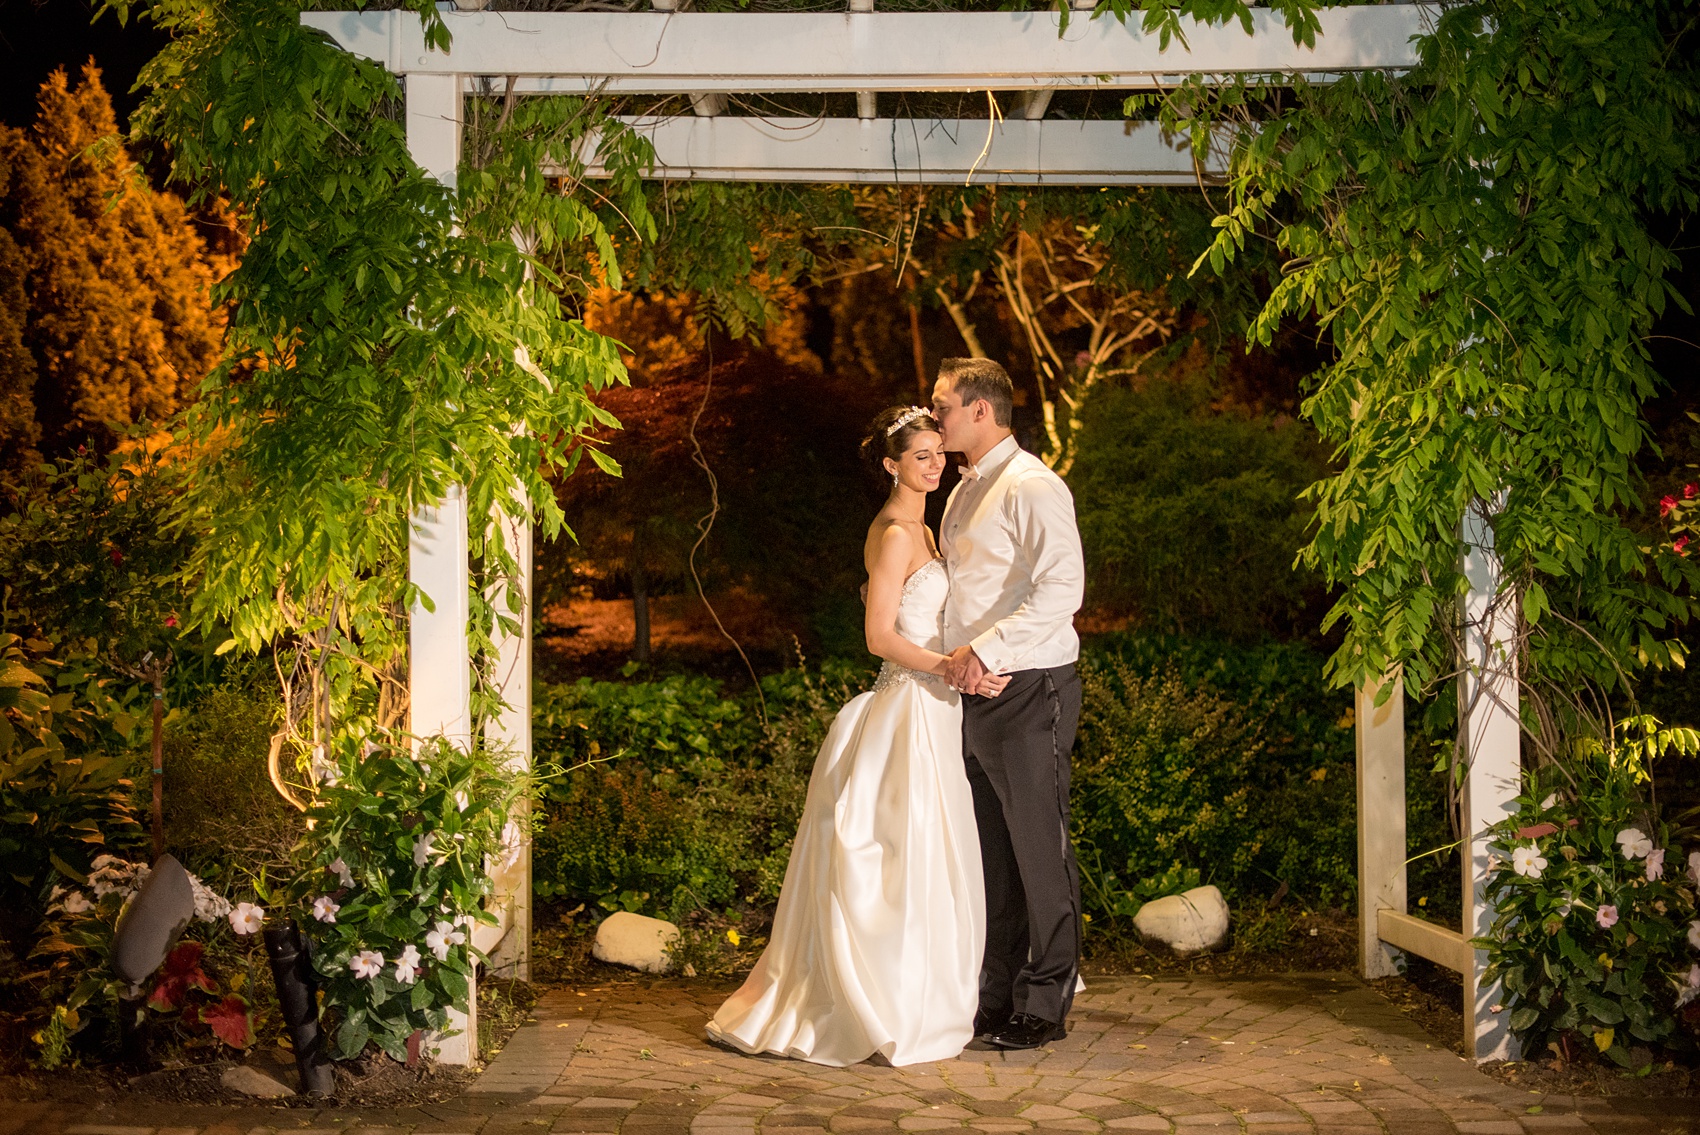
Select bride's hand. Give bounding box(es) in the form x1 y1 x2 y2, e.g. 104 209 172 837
979 673 1011 698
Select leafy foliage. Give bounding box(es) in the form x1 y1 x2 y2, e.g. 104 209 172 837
1481 718 1700 1065
286 738 523 1062
1072 661 1261 909
0 448 194 678
1070 373 1330 638
1180 0 1700 736
0 64 230 456
99 0 651 771
0 634 146 935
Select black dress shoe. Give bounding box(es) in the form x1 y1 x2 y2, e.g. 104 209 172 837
974 1008 1012 1038
987 1013 1067 1050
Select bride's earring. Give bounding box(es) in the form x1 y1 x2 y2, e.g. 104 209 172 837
891 471 900 487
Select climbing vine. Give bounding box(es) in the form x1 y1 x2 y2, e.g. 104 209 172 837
1174 0 1700 749
102 0 655 779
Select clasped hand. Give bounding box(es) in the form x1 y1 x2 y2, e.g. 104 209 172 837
945 645 1009 698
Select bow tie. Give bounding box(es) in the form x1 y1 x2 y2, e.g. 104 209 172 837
957 465 980 483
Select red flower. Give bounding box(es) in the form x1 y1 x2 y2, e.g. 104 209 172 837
1662 495 1680 518
1686 483 1697 500
148 942 215 1011
1676 535 1691 558
164 614 179 629
108 546 123 565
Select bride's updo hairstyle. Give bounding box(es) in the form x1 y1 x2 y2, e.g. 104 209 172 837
859 405 942 482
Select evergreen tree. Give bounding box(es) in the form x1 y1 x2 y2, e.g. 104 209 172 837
0 63 229 455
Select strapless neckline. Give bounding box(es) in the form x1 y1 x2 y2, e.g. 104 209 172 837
901 557 945 596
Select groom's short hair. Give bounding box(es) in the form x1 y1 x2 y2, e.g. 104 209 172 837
939 358 1014 428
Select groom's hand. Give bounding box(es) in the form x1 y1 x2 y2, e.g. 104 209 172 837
947 646 992 696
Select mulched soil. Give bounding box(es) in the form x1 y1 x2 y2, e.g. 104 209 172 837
0 978 536 1108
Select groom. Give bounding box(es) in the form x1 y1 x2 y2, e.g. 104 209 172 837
932 357 1086 1051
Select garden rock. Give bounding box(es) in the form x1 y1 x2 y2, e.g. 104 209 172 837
593 912 680 974
222 1063 296 1098
1134 885 1229 954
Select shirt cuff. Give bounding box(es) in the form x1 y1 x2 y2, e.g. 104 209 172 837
970 627 1015 675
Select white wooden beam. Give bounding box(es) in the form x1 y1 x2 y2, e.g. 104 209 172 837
1459 499 1522 1064
1356 672 1406 979
1376 910 1472 975
484 504 533 983
576 116 1220 185
405 72 481 1068
301 6 1431 91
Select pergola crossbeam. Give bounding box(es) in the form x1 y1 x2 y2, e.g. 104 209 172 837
577 116 1220 185
301 7 1432 92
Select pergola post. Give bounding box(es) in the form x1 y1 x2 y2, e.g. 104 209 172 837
1355 672 1406 979
484 505 533 982
1458 500 1522 1062
404 70 481 1067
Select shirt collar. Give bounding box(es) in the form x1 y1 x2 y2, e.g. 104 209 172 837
964 435 1020 481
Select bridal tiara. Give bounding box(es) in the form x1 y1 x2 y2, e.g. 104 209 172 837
885 406 934 436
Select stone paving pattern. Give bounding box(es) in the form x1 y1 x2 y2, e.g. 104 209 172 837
6 974 1700 1135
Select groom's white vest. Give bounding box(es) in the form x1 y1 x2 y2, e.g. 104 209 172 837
939 435 1085 676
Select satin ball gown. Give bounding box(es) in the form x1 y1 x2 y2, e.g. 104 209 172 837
706 558 985 1066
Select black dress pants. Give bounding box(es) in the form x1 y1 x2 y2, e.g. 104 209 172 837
963 663 1083 1026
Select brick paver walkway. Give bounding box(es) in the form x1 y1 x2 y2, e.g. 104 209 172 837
5 975 1697 1135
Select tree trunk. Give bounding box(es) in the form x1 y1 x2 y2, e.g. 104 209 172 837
631 531 651 665
909 303 929 398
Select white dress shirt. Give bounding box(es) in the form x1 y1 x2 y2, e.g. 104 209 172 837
940 435 1084 675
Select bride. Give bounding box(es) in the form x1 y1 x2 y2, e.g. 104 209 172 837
705 405 1004 1067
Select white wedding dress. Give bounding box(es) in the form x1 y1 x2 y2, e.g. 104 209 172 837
707 558 985 1066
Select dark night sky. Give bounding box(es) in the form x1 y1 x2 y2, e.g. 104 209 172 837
0 0 168 130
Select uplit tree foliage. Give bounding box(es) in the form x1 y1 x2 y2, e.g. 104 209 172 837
0 65 230 459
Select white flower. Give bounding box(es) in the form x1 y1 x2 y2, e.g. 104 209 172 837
453 790 469 812
328 857 355 888
229 902 265 935
1688 851 1700 886
62 890 92 914
190 876 231 924
425 919 467 962
1689 921 1700 950
1617 827 1654 860
1648 848 1667 881
350 949 385 979
485 819 524 873
412 833 436 868
1511 844 1548 879
91 854 118 871
394 943 422 984
1681 965 1700 1008
312 895 341 924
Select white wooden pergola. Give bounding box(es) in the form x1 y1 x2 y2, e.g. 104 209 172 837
305 1 1523 1067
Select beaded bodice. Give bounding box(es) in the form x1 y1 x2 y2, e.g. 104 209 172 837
873 558 949 694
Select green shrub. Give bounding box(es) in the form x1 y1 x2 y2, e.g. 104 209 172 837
1069 377 1330 640
0 634 145 945
1072 661 1260 913
160 682 303 887
531 660 872 919
1482 718 1700 1066
1075 633 1358 909
534 763 742 919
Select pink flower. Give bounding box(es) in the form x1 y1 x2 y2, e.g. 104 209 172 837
1678 536 1692 558
1648 848 1667 881
1597 905 1619 929
164 614 179 629
1662 495 1680 518
1685 483 1697 500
